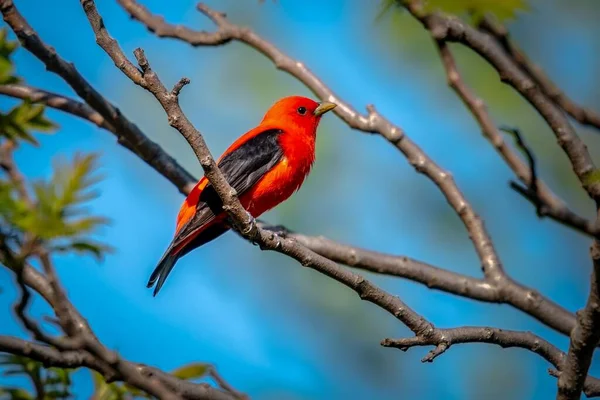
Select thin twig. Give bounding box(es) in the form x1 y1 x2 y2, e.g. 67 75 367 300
498 126 542 215
382 326 600 397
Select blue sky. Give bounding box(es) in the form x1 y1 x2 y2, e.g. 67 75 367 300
2 0 600 399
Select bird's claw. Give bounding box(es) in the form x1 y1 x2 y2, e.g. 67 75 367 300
241 212 260 245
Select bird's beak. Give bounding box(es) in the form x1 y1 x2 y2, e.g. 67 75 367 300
314 101 337 116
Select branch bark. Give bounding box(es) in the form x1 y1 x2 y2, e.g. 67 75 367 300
3 0 599 397
382 327 600 397
398 3 600 399
434 42 599 238
79 0 438 342
478 16 600 130
0 0 194 195
0 336 236 400
402 2 600 204
557 242 600 399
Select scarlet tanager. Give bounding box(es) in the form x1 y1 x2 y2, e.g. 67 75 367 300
148 96 336 296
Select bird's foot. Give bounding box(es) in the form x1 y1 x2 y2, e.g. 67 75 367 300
240 212 260 245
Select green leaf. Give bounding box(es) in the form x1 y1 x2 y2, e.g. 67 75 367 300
583 169 600 186
0 28 20 85
51 240 113 261
170 363 210 380
0 101 57 144
1 153 111 261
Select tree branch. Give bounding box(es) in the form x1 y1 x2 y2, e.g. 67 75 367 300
433 41 599 239
0 83 113 131
402 3 600 204
0 335 236 400
398 4 600 399
79 0 437 341
382 327 600 397
557 242 600 399
262 223 578 337
478 16 600 130
0 0 194 195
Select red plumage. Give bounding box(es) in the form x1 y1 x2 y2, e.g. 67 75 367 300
148 96 336 295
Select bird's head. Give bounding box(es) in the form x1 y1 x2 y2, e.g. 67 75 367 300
261 96 336 135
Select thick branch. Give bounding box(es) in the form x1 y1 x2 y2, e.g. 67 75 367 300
264 223 577 337
80 0 436 338
557 242 600 399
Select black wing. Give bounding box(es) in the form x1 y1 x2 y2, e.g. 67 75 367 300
175 128 284 243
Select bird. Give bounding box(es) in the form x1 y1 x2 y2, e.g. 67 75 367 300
148 96 336 296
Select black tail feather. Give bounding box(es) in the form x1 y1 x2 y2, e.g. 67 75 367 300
148 224 229 297
148 250 179 297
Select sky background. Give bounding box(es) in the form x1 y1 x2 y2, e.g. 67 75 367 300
2 0 600 399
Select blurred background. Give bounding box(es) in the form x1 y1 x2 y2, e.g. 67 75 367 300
1 0 600 398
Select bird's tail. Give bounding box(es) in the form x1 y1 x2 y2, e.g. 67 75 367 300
147 248 180 297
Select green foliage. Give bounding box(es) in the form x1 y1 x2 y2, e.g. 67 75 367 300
0 28 20 85
0 28 56 145
0 101 57 145
1 153 111 260
379 0 528 23
90 371 150 400
0 355 72 400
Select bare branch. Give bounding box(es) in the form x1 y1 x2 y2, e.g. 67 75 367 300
382 327 600 397
0 335 236 400
434 41 599 239
478 16 600 130
262 223 578 337
79 0 439 339
402 3 600 203
0 0 194 195
117 0 509 311
557 242 600 399
398 4 600 399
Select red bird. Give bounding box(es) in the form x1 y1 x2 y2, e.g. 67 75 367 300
148 96 336 295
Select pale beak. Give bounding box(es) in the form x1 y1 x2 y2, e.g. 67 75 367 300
313 101 337 116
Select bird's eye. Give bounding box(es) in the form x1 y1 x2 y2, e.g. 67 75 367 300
297 106 307 115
